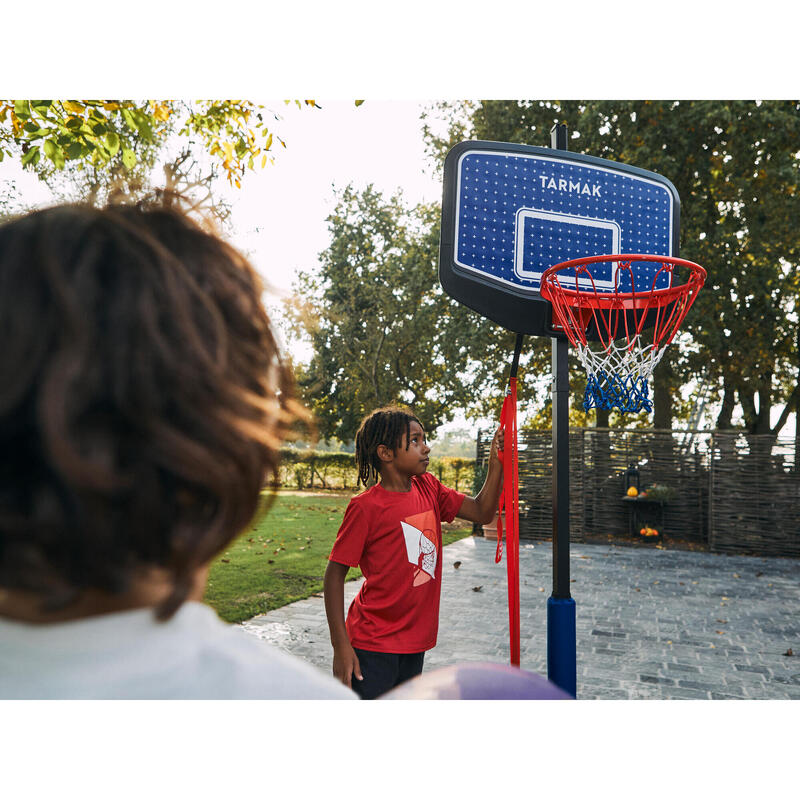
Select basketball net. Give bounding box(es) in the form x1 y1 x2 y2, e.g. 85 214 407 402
576 332 666 413
540 254 706 414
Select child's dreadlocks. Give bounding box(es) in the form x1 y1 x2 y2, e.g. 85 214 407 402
354 405 423 487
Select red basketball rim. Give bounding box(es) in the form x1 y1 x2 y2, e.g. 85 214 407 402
539 253 706 349
540 253 706 309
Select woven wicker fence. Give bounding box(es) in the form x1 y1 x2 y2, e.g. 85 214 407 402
475 428 799 559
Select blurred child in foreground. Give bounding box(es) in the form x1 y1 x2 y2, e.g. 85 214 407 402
0 198 354 699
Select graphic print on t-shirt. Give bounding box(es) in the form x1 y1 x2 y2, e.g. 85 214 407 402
399 509 438 587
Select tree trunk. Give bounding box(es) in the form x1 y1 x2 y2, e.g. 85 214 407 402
795 392 800 474
754 379 773 435
796 328 800 473
595 407 610 427
653 355 673 429
716 382 736 429
739 388 757 431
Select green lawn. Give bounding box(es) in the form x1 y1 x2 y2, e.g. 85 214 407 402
203 490 473 623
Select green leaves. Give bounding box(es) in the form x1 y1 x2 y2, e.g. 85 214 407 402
120 106 138 134
121 147 136 169
64 141 85 159
21 145 40 168
1 98 311 188
104 131 120 156
42 138 65 167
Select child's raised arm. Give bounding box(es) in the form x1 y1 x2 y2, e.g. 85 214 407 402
323 561 363 689
455 427 504 525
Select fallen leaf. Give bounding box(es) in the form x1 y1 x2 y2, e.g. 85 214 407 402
635 588 641 592
299 546 305 550
255 552 263 556
784 649 794 657
716 630 724 635
716 619 727 624
679 582 685 586
756 571 763 577
539 587 545 592
267 559 274 564
221 558 230 563
453 561 462 569
733 573 740 578
472 586 483 592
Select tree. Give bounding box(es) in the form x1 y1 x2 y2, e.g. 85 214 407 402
0 99 323 188
424 100 800 435
28 107 168 209
0 179 23 223
287 185 518 442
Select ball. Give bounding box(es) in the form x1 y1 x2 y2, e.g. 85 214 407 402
379 662 574 700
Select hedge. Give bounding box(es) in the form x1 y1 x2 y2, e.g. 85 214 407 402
276 448 476 492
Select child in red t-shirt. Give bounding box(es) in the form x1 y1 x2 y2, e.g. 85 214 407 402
323 405 503 699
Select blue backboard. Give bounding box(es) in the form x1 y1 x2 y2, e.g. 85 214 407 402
439 140 681 337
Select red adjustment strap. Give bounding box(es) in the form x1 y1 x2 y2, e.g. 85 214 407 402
494 377 520 667
495 391 510 563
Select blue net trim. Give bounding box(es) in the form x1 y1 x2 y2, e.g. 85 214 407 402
583 370 653 413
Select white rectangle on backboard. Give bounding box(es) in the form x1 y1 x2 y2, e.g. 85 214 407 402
514 209 621 290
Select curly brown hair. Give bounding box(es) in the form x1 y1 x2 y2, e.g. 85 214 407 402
354 405 422 487
0 200 302 620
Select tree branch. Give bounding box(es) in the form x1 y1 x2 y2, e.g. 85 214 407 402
771 381 800 435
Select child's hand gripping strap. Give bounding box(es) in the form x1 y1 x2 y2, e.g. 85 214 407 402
494 334 523 667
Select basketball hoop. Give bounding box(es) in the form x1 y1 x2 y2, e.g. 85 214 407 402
540 254 706 413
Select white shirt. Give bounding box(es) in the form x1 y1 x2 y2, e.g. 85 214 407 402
0 601 355 700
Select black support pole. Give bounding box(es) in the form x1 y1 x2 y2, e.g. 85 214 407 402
551 335 571 598
546 122 577 697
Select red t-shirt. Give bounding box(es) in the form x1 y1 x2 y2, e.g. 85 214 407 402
328 472 465 654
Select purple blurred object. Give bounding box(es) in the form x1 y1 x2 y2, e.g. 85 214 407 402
379 662 573 700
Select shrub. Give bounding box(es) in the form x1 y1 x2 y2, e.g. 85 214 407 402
276 447 476 492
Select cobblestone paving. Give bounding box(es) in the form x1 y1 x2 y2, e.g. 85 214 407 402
241 537 800 699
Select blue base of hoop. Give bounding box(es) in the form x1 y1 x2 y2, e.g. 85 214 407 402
583 371 653 414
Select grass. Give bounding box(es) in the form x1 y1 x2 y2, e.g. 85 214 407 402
203 490 474 623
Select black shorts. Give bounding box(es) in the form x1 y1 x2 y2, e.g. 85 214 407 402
351 647 425 700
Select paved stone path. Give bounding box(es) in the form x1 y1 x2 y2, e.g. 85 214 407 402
241 537 800 699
